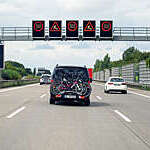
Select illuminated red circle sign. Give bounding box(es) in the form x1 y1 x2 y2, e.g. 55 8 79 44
102 21 112 32
34 22 44 32
68 21 77 32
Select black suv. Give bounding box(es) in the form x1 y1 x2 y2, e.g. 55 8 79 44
50 65 92 106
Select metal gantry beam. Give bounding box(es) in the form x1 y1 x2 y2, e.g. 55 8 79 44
1 26 150 41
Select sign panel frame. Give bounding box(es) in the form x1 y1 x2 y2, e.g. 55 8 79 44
0 44 4 70
32 20 45 39
66 20 79 38
49 20 62 38
83 20 96 38
100 20 113 39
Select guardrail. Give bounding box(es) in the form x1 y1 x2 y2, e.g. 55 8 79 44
0 79 39 88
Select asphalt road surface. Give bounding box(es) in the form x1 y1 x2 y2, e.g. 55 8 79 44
0 82 150 150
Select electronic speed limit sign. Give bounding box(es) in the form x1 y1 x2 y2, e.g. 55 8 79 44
66 20 79 37
100 21 113 38
32 20 45 39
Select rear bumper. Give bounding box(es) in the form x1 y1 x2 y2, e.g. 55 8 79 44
40 82 50 84
108 89 127 92
51 93 90 102
106 85 127 91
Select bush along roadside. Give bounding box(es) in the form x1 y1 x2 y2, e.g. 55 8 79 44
1 69 22 80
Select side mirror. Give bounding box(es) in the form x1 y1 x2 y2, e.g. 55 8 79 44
89 78 93 83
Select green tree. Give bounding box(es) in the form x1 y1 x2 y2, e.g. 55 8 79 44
1 69 21 80
103 54 111 69
122 47 142 63
33 68 36 76
25 68 32 75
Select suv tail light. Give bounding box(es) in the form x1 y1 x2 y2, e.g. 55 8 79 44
79 96 85 99
108 82 114 85
56 94 61 98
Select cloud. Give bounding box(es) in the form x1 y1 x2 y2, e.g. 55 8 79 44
30 43 55 50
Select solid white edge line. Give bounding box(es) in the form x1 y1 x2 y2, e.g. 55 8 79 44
0 83 39 93
129 91 150 99
40 94 46 98
114 110 131 122
96 96 102 100
7 106 26 119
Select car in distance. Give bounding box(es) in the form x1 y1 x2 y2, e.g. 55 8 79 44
40 74 51 85
104 77 127 94
50 65 92 106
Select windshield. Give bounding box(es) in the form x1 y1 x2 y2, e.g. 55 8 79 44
53 68 89 82
42 75 50 79
110 78 124 82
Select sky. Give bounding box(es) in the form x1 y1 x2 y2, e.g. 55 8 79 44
1 0 150 71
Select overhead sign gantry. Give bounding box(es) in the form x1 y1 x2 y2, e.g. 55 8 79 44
1 20 150 41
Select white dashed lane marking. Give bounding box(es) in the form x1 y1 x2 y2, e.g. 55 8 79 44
96 96 102 100
40 94 46 98
114 110 131 123
7 106 26 119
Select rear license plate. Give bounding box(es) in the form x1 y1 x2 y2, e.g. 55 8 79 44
65 95 76 99
114 84 120 86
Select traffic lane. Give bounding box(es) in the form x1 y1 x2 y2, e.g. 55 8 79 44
0 90 149 150
93 81 150 97
0 83 50 118
93 82 150 146
93 82 150 123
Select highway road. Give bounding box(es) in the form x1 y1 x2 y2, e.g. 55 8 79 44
0 82 150 150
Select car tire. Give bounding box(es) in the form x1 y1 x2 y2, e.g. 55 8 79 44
122 90 127 94
104 90 107 93
50 94 55 104
107 90 110 94
85 99 90 106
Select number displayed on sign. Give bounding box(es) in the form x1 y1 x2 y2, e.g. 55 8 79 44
100 21 113 38
66 20 79 37
32 21 45 38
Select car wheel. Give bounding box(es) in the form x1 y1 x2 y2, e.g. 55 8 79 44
107 90 110 94
122 90 127 94
104 90 107 93
49 94 55 104
55 101 59 105
85 99 90 106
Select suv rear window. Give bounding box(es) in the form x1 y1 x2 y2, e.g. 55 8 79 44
53 67 89 82
41 75 50 79
110 78 124 82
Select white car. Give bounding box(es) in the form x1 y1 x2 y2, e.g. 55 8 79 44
40 74 51 85
104 77 127 94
